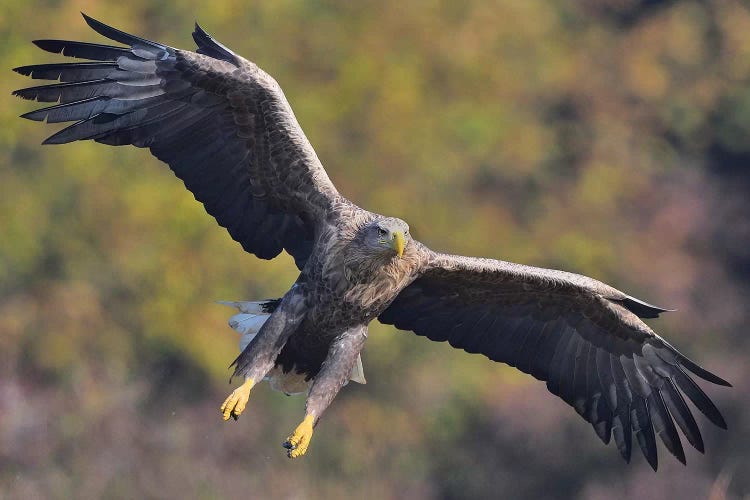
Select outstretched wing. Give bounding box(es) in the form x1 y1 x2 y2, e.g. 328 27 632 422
379 250 730 470
13 14 343 269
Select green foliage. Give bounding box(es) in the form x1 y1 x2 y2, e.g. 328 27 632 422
2 0 749 498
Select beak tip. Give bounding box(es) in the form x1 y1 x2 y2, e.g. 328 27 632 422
393 231 405 258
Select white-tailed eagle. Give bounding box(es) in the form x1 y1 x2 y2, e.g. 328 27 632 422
13 14 729 465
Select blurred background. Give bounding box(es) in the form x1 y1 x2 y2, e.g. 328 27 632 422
2 0 749 498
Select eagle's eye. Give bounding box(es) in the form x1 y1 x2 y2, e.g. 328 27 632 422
377 228 388 237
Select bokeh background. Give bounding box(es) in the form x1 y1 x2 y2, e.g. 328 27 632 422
2 1 749 498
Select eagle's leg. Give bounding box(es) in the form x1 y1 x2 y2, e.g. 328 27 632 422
220 376 255 421
284 324 367 458
220 285 307 421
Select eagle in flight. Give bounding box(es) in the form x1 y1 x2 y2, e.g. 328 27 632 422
14 14 729 466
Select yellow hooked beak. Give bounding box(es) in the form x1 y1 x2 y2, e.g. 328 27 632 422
390 231 405 258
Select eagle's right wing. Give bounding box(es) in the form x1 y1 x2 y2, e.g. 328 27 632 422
14 14 347 269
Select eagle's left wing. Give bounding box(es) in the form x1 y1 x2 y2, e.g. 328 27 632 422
379 250 730 470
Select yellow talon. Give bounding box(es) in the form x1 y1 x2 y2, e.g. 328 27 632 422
220 378 254 421
284 414 315 458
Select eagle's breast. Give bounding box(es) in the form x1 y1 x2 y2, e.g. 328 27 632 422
341 245 423 313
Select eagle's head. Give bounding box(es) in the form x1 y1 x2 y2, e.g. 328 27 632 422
361 217 410 259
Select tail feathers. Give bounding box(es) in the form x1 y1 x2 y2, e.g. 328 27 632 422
350 355 367 384
228 312 268 335
218 299 280 314
228 313 268 352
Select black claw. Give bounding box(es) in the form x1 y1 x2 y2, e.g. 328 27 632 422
231 413 239 421
282 441 293 449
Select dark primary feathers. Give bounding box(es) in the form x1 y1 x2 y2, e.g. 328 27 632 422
13 13 341 270
379 252 730 470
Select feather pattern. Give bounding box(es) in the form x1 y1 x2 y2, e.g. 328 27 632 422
379 251 730 469
13 14 347 270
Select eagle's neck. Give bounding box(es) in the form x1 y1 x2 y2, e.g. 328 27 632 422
340 243 422 311
316 217 422 313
